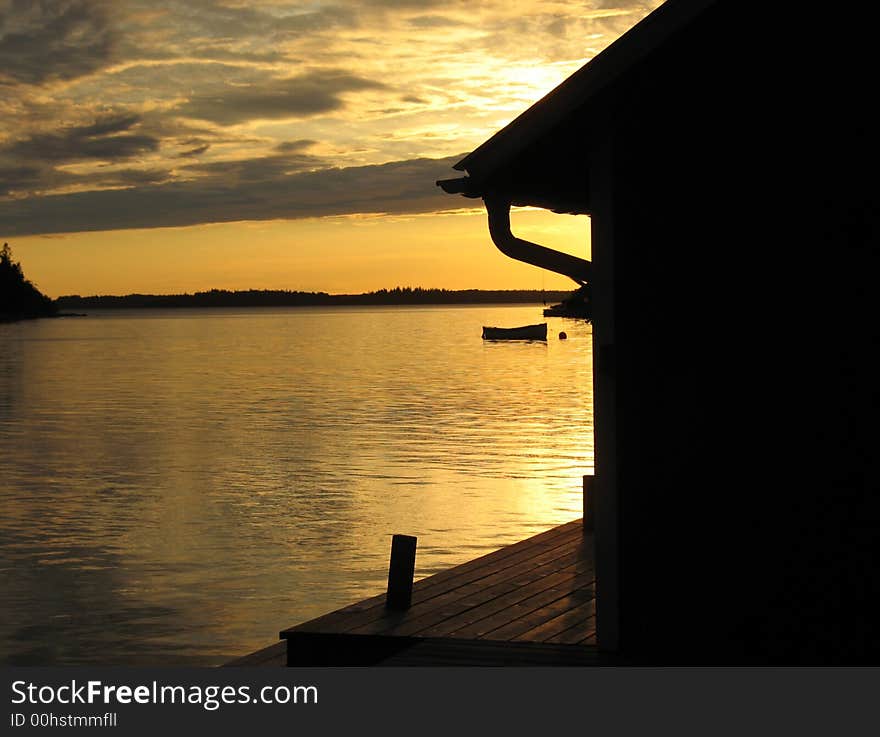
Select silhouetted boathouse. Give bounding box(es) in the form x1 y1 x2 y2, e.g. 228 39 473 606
439 0 876 663
230 0 875 667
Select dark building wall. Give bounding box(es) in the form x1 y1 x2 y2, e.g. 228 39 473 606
599 1 876 662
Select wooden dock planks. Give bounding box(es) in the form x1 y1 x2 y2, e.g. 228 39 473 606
276 518 597 665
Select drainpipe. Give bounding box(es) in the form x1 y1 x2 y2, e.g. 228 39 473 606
484 194 591 286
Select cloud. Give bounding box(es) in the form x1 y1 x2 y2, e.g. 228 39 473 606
360 0 446 7
0 0 665 241
0 160 168 198
275 139 318 153
183 47 289 65
0 0 117 85
0 154 466 236
181 149 325 181
408 15 465 29
176 143 210 157
174 69 387 125
3 115 159 163
476 4 660 62
0 165 43 196
74 115 141 137
271 5 362 34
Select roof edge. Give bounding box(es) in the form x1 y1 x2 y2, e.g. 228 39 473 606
453 0 719 178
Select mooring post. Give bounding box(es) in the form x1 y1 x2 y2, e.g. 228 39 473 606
386 534 417 610
583 474 595 532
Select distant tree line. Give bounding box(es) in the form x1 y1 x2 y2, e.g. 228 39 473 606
55 287 572 310
0 243 57 321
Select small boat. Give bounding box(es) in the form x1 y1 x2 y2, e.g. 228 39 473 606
482 323 548 341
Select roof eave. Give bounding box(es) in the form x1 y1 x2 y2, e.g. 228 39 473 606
453 0 719 180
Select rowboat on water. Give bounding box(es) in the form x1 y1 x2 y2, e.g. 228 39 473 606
481 323 548 341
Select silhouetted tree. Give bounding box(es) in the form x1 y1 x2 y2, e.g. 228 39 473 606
0 242 57 320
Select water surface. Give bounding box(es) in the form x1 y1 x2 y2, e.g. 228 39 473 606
0 305 592 664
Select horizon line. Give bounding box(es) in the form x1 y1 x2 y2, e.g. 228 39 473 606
55 286 575 300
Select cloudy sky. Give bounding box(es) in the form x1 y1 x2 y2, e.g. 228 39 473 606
1 0 661 296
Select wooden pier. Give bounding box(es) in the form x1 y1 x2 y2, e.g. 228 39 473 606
226 519 598 666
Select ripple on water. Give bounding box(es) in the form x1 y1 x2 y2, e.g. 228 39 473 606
0 305 593 664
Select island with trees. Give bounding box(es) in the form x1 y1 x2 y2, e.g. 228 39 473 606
55 287 575 310
0 243 58 322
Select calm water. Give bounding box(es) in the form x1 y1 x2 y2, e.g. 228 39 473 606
0 305 592 665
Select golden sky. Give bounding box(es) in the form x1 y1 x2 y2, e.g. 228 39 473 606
0 0 661 297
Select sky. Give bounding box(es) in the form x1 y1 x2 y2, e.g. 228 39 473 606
0 0 662 297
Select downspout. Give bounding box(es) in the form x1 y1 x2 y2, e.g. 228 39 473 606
484 194 591 286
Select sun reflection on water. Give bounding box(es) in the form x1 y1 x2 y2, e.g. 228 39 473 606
0 305 592 664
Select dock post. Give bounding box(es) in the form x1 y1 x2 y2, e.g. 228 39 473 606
583 474 595 532
386 534 417 610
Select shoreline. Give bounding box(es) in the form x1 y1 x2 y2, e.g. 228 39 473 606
53 288 573 312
